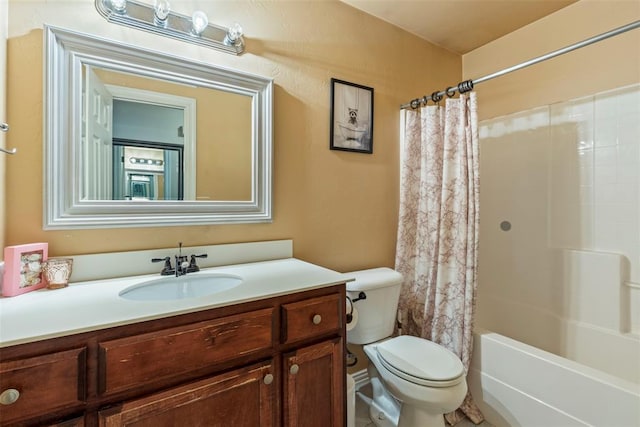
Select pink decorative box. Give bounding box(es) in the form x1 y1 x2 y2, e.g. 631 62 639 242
2 243 49 297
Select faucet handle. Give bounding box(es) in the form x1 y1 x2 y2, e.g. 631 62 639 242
151 257 175 276
186 253 208 273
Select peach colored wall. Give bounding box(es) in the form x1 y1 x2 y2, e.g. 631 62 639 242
463 0 640 121
4 0 460 271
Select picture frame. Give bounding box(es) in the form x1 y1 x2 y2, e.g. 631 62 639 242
330 78 374 154
2 243 49 297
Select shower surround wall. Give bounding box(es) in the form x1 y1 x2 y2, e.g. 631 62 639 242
476 84 640 383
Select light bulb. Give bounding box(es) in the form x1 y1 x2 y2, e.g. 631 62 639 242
224 22 243 45
154 0 171 26
191 11 208 36
110 0 126 13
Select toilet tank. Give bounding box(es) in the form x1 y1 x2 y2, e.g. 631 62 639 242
346 268 403 345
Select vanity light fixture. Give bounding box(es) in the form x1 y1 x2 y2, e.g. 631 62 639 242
110 0 126 13
224 22 243 47
191 11 209 36
95 0 245 54
153 0 170 27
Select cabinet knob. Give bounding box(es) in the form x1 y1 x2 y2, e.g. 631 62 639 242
0 388 20 405
263 374 274 385
289 364 300 375
312 314 322 325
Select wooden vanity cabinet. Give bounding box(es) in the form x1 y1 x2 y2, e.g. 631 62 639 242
0 284 345 427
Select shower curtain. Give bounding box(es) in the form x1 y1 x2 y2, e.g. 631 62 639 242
395 93 483 425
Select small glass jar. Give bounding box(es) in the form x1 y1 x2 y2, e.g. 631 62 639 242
42 258 74 290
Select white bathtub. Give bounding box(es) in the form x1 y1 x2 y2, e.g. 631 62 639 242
468 329 640 426
471 250 640 426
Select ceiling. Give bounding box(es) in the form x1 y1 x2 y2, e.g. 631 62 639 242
340 0 578 54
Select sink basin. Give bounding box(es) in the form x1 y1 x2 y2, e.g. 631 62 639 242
119 273 243 301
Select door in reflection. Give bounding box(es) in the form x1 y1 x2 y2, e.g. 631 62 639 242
113 142 183 200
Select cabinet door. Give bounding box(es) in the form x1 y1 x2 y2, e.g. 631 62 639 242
284 338 344 427
98 360 276 427
0 348 86 425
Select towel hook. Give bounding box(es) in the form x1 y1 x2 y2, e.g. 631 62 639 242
0 123 17 155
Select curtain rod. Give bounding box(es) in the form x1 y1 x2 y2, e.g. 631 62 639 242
400 19 640 110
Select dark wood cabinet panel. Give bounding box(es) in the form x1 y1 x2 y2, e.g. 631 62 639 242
283 338 345 427
47 415 86 426
98 360 276 427
0 348 86 425
282 293 342 344
98 308 273 395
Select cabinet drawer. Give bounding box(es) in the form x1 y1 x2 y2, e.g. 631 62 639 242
99 308 273 395
282 293 341 344
0 348 86 424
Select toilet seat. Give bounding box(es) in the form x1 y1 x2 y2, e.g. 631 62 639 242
375 335 465 388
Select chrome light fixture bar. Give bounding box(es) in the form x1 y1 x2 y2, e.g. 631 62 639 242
95 0 245 55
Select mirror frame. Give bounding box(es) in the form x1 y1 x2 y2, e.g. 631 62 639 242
44 25 273 229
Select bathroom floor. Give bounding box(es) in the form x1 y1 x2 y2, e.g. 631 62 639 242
353 384 376 427
354 383 492 427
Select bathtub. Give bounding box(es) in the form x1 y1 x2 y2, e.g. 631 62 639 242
468 329 640 426
471 250 640 426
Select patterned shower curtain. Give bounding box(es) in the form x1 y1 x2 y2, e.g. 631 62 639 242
395 93 483 425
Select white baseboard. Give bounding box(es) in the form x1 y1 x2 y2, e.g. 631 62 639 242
350 368 370 390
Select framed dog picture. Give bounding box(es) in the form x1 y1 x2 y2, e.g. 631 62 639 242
330 78 374 154
2 243 49 297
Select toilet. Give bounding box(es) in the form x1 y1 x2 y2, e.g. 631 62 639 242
346 268 467 427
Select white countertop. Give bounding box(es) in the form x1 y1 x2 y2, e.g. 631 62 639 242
0 258 352 348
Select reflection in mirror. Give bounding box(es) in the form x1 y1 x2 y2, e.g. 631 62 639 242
113 141 183 201
113 102 184 201
45 25 272 229
85 65 195 201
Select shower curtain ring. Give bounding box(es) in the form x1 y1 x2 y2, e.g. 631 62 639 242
446 87 456 98
457 79 474 93
410 99 420 109
431 91 443 103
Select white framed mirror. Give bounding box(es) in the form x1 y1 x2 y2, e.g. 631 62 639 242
44 25 272 229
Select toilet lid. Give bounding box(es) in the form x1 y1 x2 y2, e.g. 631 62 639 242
376 335 464 387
